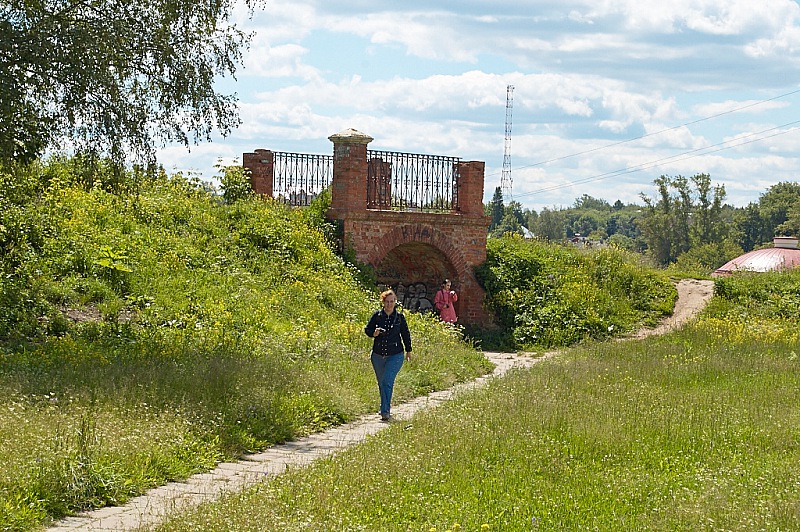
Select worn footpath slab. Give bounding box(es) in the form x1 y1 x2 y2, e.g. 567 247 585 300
46 279 712 531
47 351 546 532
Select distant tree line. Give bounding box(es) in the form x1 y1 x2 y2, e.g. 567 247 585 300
486 176 800 271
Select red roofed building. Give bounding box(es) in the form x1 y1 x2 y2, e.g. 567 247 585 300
712 237 800 277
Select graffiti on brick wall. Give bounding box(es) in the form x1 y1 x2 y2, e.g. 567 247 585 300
394 282 436 314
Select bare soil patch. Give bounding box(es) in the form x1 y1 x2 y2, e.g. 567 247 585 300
629 278 715 339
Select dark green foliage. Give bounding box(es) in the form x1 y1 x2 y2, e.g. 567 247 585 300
778 200 800 238
488 186 505 231
302 187 340 250
531 207 568 241
732 202 767 252
490 212 523 238
0 165 56 342
515 179 799 267
690 173 728 245
306 192 379 290
218 163 254 204
477 235 676 349
639 174 729 266
573 194 611 211
0 157 490 527
0 0 261 166
489 200 528 238
669 240 743 276
712 269 800 320
758 182 800 236
523 198 644 246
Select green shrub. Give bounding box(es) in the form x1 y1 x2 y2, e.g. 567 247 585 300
669 240 743 277
477 236 676 349
712 269 800 320
0 156 489 528
218 162 253 204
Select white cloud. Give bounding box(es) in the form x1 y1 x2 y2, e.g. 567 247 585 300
584 0 790 35
154 0 800 212
745 25 800 57
242 42 321 80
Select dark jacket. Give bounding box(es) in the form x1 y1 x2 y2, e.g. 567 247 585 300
364 309 412 356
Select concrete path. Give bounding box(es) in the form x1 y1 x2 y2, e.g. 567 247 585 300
47 351 546 531
47 279 714 531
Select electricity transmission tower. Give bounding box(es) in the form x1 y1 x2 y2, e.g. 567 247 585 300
501 84 514 202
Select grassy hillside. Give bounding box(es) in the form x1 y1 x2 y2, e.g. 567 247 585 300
476 235 677 349
0 159 490 530
156 270 800 531
0 157 685 530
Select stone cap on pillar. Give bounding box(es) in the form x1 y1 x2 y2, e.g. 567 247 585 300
328 128 374 145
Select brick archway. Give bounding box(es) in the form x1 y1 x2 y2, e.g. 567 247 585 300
369 224 470 317
243 129 494 325
365 223 466 273
340 209 492 325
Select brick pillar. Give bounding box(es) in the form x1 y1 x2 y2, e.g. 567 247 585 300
455 160 492 326
456 161 486 218
327 129 373 220
242 149 273 196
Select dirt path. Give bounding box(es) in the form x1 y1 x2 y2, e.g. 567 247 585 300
629 278 715 339
48 278 715 531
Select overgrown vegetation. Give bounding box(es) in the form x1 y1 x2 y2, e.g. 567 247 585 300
490 178 800 276
155 270 800 531
1 156 751 531
0 158 490 530
475 235 677 349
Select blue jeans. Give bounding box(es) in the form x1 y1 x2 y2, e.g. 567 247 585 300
371 351 405 415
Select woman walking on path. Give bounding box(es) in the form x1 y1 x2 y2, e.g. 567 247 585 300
364 289 412 422
434 279 458 324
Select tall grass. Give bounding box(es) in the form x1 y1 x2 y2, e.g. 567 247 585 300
0 159 490 530
476 236 677 349
156 271 800 531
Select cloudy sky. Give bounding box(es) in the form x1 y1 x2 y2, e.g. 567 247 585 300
157 0 800 212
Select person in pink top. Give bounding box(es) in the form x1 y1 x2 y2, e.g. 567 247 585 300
434 279 458 323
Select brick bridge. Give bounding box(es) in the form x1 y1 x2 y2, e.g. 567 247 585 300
243 129 493 326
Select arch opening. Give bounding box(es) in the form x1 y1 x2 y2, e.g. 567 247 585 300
376 242 457 315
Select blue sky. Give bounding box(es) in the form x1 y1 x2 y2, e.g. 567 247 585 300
157 0 800 212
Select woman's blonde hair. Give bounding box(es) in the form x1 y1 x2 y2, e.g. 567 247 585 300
380 289 396 302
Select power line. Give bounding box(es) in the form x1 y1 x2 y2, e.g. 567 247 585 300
486 86 800 179
518 122 800 197
514 120 800 198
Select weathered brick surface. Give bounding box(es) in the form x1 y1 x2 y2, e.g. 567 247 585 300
327 129 372 217
242 149 274 197
456 160 486 217
245 129 494 326
339 211 492 324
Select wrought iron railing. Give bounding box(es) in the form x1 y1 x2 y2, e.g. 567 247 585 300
272 151 333 206
367 150 460 212
268 149 460 212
